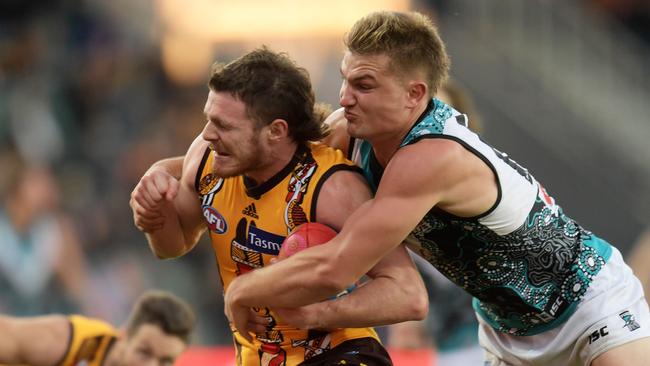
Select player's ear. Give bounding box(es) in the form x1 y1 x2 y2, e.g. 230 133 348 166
117 328 127 340
406 80 428 107
267 119 289 141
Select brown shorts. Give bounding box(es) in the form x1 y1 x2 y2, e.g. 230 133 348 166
299 337 393 366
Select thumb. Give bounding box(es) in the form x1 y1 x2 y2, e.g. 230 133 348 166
165 179 180 201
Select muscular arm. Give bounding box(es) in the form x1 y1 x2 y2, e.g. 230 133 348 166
0 315 69 366
226 139 488 309
131 135 207 259
287 167 428 328
274 244 428 329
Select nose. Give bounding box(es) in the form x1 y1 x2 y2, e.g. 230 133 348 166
339 81 355 108
201 121 218 143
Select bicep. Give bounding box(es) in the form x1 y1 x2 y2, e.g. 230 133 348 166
175 139 209 248
329 147 451 278
315 169 371 231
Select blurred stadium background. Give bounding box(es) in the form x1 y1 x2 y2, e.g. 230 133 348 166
1 0 648 364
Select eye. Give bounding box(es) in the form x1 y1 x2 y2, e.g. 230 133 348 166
136 347 153 359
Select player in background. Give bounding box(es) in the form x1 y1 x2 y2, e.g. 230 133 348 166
0 290 195 366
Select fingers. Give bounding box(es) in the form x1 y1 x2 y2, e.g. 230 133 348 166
224 294 253 343
130 171 180 232
164 178 180 201
249 312 273 335
232 310 254 343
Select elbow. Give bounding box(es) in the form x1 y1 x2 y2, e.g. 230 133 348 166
410 291 429 321
399 277 429 321
148 243 186 260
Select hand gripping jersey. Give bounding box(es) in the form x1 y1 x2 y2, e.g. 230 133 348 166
350 99 612 336
56 315 117 366
196 142 380 366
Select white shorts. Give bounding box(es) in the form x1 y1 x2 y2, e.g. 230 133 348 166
478 247 650 366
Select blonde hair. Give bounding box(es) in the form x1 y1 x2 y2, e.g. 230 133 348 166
344 11 450 96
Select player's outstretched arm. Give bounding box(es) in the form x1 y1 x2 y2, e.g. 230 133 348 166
0 315 69 366
225 140 467 318
273 243 428 330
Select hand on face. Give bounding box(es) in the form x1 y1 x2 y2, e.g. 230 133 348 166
130 170 180 233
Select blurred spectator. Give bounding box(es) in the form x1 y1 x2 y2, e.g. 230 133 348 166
0 151 95 315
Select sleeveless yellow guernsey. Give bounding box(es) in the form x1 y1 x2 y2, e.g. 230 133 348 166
57 315 117 366
196 143 379 366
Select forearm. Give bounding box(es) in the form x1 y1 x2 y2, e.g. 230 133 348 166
0 316 20 363
0 315 66 366
311 249 428 328
228 244 345 308
228 200 409 309
317 276 428 329
145 206 193 259
147 156 184 179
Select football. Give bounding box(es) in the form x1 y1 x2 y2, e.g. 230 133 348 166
278 223 355 298
278 222 337 259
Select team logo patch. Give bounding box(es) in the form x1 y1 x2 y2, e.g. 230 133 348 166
198 173 219 195
203 205 227 233
619 310 640 332
246 225 285 255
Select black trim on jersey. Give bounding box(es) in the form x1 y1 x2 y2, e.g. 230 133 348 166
244 144 309 199
368 147 385 188
195 146 212 193
346 136 356 160
402 99 435 142
55 318 74 366
102 337 117 366
309 164 364 222
402 134 502 220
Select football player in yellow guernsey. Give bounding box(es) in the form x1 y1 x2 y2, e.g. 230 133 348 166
0 290 195 366
130 47 428 365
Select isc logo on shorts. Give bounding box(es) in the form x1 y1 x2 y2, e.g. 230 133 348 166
588 326 608 344
203 206 227 234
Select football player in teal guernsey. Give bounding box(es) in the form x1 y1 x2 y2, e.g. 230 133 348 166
225 10 650 366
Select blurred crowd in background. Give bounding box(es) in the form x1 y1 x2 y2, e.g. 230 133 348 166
1 0 649 361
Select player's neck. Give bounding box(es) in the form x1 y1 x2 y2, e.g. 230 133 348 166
370 101 429 167
244 141 299 185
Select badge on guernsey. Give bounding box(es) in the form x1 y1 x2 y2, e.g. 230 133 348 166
203 205 227 234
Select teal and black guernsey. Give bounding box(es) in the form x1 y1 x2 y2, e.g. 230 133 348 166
349 99 612 336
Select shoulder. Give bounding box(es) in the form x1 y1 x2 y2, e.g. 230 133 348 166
380 138 470 195
321 108 351 154
181 134 210 189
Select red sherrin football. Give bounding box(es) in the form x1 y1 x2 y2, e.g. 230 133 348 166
279 223 337 259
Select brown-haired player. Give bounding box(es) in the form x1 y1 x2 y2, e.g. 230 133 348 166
0 290 195 366
130 47 427 365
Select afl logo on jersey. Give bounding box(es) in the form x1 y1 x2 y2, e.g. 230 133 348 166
203 205 227 234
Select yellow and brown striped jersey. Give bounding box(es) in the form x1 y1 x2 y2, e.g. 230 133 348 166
196 142 380 365
55 315 117 366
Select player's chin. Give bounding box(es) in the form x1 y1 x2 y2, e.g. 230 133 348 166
212 164 244 178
